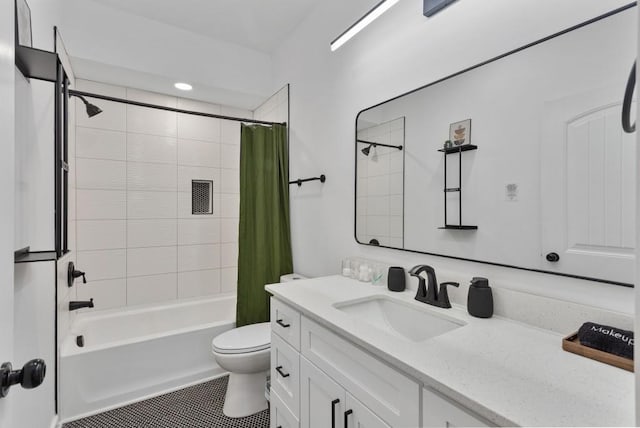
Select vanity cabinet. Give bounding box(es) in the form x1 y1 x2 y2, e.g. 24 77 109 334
270 388 300 428
423 387 491 427
300 356 390 428
270 298 491 428
271 332 300 417
271 298 301 350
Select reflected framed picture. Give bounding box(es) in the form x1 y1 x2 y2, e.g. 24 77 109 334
15 0 32 47
449 119 472 146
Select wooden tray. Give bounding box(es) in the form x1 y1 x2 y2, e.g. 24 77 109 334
562 332 634 372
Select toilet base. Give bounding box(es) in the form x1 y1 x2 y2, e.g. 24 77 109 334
223 370 269 418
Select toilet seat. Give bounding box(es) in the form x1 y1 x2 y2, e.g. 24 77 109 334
212 322 271 354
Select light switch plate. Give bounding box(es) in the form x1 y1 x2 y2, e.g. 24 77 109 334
423 0 458 17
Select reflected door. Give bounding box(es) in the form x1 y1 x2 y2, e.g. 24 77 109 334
541 85 636 283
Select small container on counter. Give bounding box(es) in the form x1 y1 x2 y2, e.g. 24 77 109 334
341 259 351 277
387 267 406 292
467 277 493 318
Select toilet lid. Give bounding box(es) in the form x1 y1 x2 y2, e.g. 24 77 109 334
212 322 271 354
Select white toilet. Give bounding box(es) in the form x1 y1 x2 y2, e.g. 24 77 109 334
212 322 271 418
212 273 306 418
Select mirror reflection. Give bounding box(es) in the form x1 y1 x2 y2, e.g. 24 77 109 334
355 7 636 285
356 117 405 248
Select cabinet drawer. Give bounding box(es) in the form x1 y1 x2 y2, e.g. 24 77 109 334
423 387 491 427
271 298 301 350
301 317 420 427
271 389 300 428
271 332 300 418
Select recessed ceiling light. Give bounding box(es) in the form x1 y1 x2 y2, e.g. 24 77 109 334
174 82 193 91
330 0 399 52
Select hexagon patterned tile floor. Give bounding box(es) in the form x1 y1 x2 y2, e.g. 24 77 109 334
63 376 269 428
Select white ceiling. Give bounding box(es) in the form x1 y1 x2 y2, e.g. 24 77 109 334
93 0 320 53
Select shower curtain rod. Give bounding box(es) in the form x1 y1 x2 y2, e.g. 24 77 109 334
68 89 287 127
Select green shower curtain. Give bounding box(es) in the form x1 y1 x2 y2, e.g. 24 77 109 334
236 123 293 327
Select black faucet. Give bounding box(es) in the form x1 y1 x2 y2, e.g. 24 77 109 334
69 299 94 311
68 262 87 287
409 265 459 309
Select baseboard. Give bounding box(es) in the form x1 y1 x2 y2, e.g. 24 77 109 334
60 372 228 424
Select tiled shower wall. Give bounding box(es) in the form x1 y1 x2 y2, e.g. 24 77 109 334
356 117 404 248
74 80 250 310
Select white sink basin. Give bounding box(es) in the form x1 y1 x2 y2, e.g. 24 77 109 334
334 296 464 342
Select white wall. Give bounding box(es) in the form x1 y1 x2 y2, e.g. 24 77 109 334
13 1 65 426
60 0 274 110
0 0 15 425
73 80 247 312
274 0 636 314
635 5 640 425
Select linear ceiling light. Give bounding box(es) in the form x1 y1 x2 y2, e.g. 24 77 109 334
330 0 400 52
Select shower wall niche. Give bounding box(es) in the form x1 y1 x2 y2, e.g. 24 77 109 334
74 80 249 310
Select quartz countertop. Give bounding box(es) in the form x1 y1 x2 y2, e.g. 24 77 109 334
265 275 634 427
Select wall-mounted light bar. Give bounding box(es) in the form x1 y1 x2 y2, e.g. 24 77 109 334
423 0 458 17
330 0 400 52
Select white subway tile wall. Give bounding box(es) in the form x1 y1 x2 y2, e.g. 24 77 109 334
356 117 405 248
75 80 249 309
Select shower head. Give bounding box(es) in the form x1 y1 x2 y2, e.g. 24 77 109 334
74 94 103 118
361 144 374 156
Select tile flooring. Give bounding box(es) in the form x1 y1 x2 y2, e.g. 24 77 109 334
63 376 269 428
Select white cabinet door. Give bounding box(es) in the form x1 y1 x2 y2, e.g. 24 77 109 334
272 333 301 418
423 387 491 428
271 298 301 350
271 390 300 428
345 393 391 428
301 317 420 427
300 356 345 428
541 84 636 284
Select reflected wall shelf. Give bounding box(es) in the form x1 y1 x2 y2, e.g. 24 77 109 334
438 144 478 154
439 144 478 230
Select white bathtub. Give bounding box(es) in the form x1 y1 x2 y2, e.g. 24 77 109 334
60 294 236 422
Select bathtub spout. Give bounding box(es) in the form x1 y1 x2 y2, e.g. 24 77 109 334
69 299 94 311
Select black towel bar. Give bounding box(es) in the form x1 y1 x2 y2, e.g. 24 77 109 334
289 175 326 187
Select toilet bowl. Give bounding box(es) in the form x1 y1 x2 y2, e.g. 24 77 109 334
212 322 271 418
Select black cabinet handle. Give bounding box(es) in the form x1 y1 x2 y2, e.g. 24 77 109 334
622 61 636 133
344 409 353 428
275 366 290 378
331 399 340 428
276 319 290 328
546 252 560 263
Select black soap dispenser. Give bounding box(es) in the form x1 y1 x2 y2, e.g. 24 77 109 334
467 277 493 318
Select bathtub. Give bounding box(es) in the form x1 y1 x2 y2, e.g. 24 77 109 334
60 294 236 422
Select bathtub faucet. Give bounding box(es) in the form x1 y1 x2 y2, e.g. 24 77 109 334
69 299 94 311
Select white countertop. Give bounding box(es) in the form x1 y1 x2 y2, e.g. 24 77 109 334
266 275 634 427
